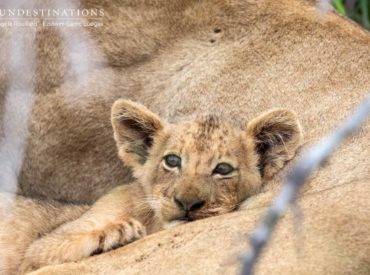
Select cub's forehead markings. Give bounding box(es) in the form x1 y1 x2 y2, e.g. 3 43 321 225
200 115 221 130
196 115 221 137
195 158 201 170
168 117 239 156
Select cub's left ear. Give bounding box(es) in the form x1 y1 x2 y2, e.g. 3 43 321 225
246 109 303 180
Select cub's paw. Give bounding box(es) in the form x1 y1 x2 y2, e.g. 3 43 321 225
18 219 146 274
92 218 146 255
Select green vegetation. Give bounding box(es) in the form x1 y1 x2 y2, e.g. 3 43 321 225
332 0 370 29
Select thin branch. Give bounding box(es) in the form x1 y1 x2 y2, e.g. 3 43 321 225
240 94 370 275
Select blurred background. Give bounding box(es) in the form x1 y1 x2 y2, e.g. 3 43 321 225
332 0 370 29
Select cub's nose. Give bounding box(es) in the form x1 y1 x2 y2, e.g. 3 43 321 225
174 197 205 212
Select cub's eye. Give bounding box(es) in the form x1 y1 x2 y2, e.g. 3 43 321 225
213 163 234 176
163 154 181 169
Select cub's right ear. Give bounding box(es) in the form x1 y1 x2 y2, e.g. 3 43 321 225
111 99 165 171
246 109 303 180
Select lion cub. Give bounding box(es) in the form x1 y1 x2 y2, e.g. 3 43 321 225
6 100 302 274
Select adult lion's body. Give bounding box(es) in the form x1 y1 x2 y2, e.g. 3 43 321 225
0 0 369 273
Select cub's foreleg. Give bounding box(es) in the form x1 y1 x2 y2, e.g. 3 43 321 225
19 184 151 274
0 193 88 275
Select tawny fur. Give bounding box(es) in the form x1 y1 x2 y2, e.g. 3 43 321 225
0 0 367 204
1 100 301 274
0 0 369 274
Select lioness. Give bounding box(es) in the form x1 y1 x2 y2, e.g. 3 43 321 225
1 0 369 274
1 99 301 274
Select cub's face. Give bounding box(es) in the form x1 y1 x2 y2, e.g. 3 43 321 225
143 119 260 223
111 100 302 225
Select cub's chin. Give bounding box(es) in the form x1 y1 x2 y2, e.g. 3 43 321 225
162 213 205 229
163 219 188 229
